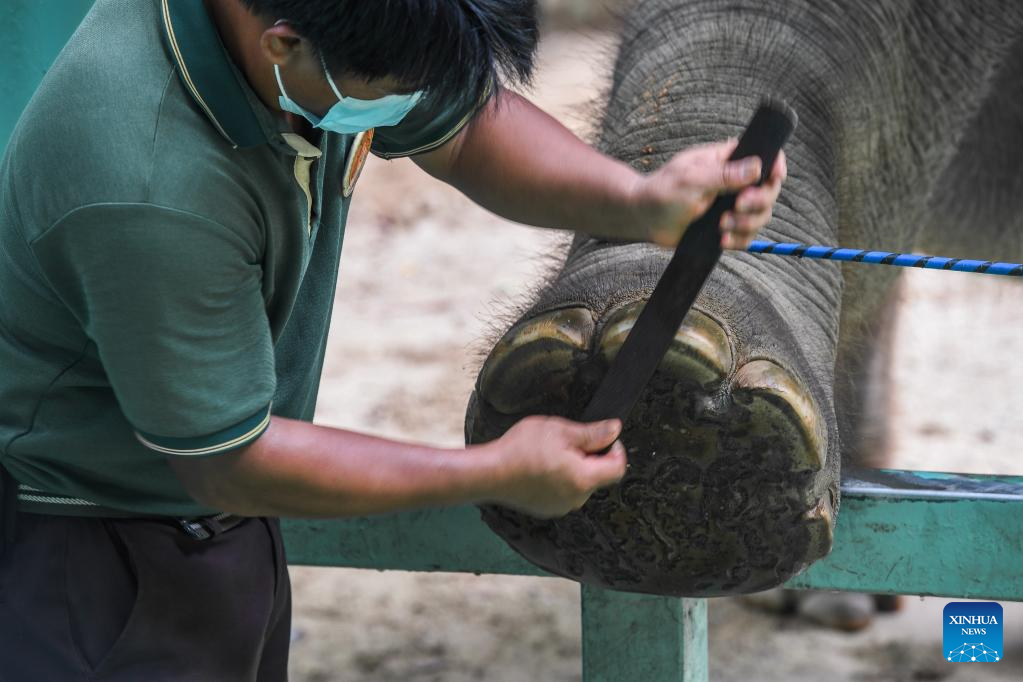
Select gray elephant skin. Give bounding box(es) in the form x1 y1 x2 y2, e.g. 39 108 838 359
464 0 1023 596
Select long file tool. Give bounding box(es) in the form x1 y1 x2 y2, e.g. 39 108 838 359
580 100 798 433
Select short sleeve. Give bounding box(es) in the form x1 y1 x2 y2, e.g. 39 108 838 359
370 79 495 159
30 203 275 456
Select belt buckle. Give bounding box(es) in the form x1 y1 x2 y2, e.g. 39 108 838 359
177 518 213 540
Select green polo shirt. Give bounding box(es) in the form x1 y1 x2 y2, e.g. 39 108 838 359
0 0 488 517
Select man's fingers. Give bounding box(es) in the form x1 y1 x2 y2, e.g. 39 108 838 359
718 147 784 194
761 168 784 198
571 418 622 452
677 155 758 197
734 188 772 214
721 231 755 251
772 151 788 183
580 440 628 490
719 157 762 192
723 207 773 233
721 207 772 249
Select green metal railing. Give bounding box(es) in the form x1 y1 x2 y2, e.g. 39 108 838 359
6 3 1022 680
281 470 1023 680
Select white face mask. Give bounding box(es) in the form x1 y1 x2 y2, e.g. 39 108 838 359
274 55 423 135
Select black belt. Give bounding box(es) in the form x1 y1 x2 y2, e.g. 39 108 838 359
0 466 246 547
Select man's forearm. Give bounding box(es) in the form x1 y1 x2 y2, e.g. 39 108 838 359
417 89 647 240
169 416 504 518
418 88 785 250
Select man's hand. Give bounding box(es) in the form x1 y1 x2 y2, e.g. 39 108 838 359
629 139 788 250
482 416 627 518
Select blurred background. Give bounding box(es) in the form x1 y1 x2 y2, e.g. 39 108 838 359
541 0 626 27
4 1 1022 680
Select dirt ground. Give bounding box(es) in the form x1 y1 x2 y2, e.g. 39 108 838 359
288 29 1023 682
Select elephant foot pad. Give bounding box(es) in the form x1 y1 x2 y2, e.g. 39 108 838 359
466 303 836 596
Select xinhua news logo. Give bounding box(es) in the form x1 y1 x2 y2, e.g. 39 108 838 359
944 602 1002 663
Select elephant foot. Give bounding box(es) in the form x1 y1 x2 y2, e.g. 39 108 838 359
466 301 836 596
742 590 904 632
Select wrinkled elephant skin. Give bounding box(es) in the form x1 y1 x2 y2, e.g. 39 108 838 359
466 0 1023 596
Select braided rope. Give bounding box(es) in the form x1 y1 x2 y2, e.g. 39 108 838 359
746 240 1023 277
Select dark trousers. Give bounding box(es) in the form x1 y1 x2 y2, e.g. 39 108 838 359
0 513 291 681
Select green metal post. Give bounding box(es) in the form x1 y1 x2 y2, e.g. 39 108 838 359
2 0 94 150
581 586 708 682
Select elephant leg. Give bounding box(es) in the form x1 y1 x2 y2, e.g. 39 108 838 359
919 35 1023 263
834 271 905 470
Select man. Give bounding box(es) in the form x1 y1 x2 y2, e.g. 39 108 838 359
0 0 785 679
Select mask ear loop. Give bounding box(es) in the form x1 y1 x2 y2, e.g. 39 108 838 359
271 20 294 102
319 53 346 103
273 64 291 101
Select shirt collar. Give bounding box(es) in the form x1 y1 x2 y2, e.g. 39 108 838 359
159 0 288 149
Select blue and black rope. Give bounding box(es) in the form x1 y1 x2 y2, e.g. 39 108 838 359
746 240 1023 278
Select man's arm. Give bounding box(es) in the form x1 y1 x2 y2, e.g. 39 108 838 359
168 415 627 519
413 88 785 249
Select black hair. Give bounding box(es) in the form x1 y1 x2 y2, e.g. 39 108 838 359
239 0 539 104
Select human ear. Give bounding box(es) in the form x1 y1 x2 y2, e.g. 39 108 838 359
259 21 303 67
